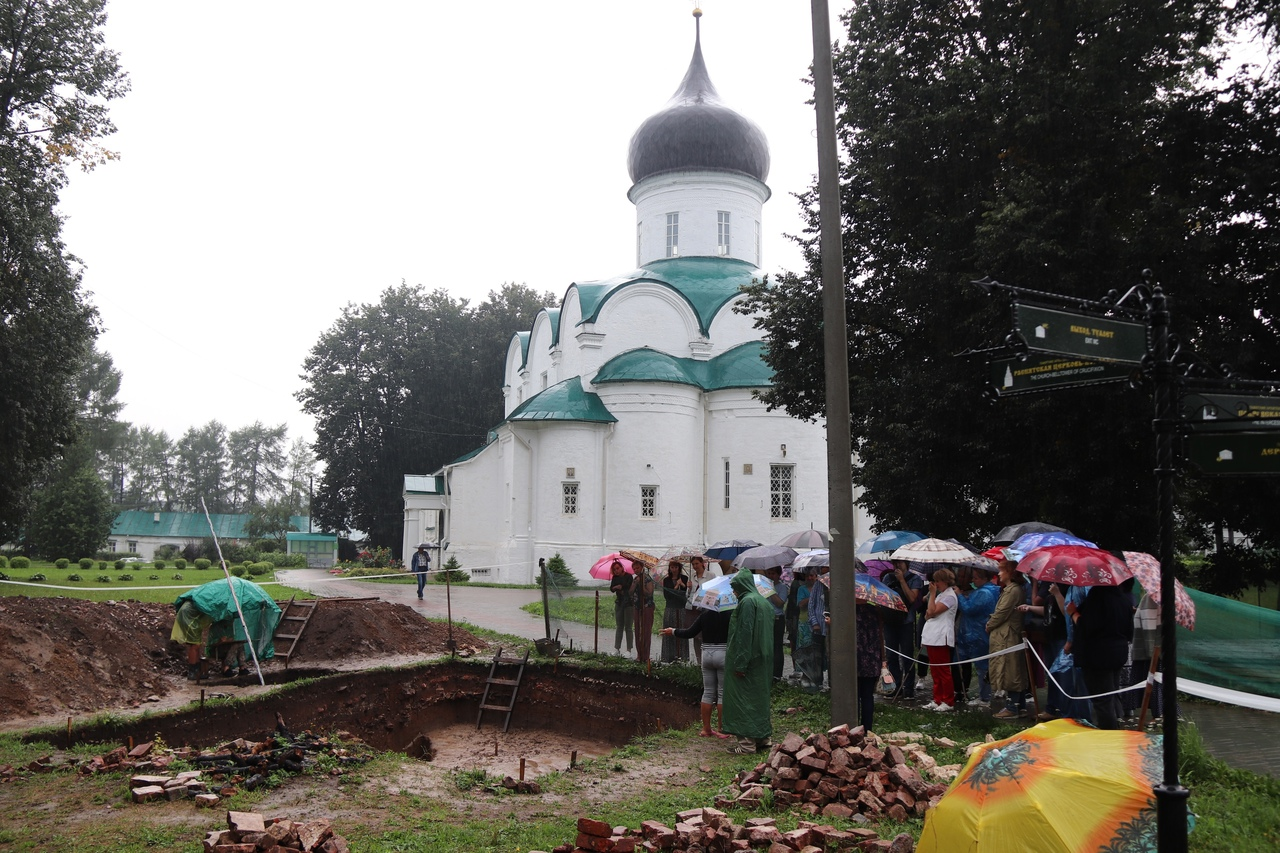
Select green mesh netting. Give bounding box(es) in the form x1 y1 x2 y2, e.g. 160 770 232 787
1175 587 1280 699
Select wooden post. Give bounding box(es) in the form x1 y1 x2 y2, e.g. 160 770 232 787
594 590 600 655
570 750 578 769
66 716 72 747
200 689 205 709
519 758 526 781
1137 648 1162 728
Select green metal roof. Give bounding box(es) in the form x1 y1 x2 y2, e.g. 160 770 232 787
286 532 336 543
593 341 773 391
543 308 561 348
506 376 618 424
510 331 530 369
569 256 761 336
111 511 312 539
445 441 491 466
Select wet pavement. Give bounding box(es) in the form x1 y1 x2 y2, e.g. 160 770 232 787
276 569 1279 777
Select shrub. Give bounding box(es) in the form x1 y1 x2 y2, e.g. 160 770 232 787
114 560 125 570
436 556 469 584
153 559 166 570
98 560 108 570
540 553 578 588
29 572 46 581
78 558 94 570
154 543 181 561
230 564 247 577
67 573 82 582
54 558 69 569
118 573 134 581
248 562 272 576
10 556 30 569
0 556 7 568
174 558 186 570
148 574 160 580
171 573 183 581
96 575 111 582
0 571 6 580
194 559 211 570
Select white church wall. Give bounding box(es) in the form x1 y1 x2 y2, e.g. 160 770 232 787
706 293 766 350
597 385 706 551
503 337 527 416
704 390 830 545
630 171 768 267
526 311 557 393
586 283 703 377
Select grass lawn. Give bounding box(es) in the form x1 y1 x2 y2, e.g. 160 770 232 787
0 562 319 604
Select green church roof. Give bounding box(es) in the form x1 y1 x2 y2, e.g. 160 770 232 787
570 256 761 336
593 341 773 391
111 511 312 539
506 376 618 424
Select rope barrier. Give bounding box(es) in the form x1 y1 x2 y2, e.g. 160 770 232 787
1153 672 1280 714
882 640 1026 668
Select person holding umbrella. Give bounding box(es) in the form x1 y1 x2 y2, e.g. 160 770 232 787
660 560 690 663
987 557 1030 719
609 560 634 656
660 591 733 738
1066 578 1137 730
722 567 774 754
411 544 431 600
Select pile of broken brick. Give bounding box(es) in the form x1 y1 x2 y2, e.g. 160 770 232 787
717 725 964 821
202 810 349 853
546 811 915 853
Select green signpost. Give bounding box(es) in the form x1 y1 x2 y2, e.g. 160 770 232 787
990 353 1134 395
1181 392 1280 432
1014 303 1148 364
1186 431 1280 475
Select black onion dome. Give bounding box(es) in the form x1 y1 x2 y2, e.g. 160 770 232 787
627 16 769 185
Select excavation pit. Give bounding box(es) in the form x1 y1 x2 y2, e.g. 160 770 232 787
46 661 701 779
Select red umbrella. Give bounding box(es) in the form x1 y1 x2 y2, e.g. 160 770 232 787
1016 545 1134 587
1121 551 1196 630
589 553 635 581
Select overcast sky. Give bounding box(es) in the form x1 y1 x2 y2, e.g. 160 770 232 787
58 1 846 445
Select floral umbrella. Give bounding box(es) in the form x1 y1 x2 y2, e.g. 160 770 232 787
1121 551 1196 630
619 549 660 569
990 521 1072 546
919 719 1163 853
889 538 996 573
693 572 775 611
588 553 635 581
816 571 907 613
1017 545 1134 587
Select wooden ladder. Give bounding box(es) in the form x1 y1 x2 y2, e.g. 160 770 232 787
476 647 530 733
273 596 318 668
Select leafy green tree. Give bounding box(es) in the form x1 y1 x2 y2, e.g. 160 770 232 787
73 345 127 489
120 425 175 510
245 497 297 550
0 0 127 542
283 435 315 516
174 421 229 512
299 283 553 552
227 421 287 510
25 463 114 559
741 1 1280 551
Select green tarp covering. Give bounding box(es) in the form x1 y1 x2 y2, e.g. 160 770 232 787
174 577 281 660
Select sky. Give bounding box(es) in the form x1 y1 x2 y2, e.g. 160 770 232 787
58 1 847 445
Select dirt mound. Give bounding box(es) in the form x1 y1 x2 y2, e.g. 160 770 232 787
0 597 486 725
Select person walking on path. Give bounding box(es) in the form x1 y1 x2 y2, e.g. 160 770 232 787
633 560 657 665
662 606 733 737
609 560 634 655
660 560 690 663
410 545 431 600
723 567 774 754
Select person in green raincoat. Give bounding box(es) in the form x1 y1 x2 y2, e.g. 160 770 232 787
722 567 774 754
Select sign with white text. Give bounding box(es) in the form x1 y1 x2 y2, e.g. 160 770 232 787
990 354 1134 395
1014 303 1148 365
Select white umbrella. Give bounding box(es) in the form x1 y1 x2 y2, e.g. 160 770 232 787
692 572 775 611
889 537 979 563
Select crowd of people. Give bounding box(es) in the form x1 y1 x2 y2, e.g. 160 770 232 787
601 541 1156 750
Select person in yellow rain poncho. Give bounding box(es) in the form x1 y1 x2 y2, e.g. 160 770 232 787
722 567 774 755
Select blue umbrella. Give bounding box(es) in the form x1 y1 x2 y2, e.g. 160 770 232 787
1007 531 1096 562
704 539 762 561
855 530 927 558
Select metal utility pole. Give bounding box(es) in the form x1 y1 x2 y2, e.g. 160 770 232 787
810 0 858 726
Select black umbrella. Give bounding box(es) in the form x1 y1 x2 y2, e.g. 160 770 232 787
990 521 1071 546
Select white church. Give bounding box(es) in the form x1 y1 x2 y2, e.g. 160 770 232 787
403 14 869 583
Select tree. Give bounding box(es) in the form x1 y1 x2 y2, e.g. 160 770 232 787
120 425 175 510
0 0 127 542
73 344 127 487
283 436 315 516
741 1 1280 551
174 421 229 512
298 283 553 552
227 421 286 510
245 497 297 550
25 463 114 559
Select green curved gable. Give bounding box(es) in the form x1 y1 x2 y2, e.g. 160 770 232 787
543 308 561 348
507 376 618 424
511 331 531 370
594 341 772 391
569 257 761 336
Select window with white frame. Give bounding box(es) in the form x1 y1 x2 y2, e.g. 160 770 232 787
641 484 658 517
717 211 731 255
562 482 579 515
540 371 548 390
665 213 679 257
770 465 793 519
723 458 731 509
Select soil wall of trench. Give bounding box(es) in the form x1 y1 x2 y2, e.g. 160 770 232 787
39 662 701 753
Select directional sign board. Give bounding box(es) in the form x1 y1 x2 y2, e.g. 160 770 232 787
1182 393 1280 432
1014 303 1148 365
990 354 1134 395
1186 431 1280 476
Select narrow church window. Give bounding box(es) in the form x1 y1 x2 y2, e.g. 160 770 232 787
717 211 731 255
770 465 793 519
563 482 578 515
665 213 679 257
637 221 643 266
540 371 548 390
641 485 658 517
723 458 731 509
755 220 762 265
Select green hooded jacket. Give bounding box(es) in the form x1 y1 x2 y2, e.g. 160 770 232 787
722 567 774 740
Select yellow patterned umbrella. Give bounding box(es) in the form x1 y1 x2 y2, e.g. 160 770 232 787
919 719 1162 853
619 549 660 569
